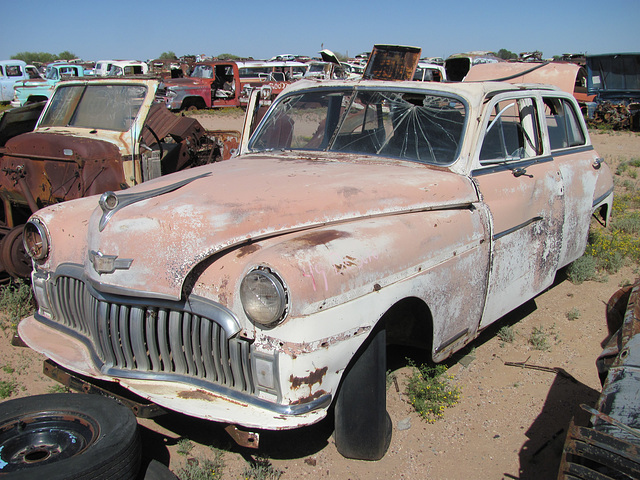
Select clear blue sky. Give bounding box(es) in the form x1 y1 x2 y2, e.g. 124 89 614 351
1 0 637 61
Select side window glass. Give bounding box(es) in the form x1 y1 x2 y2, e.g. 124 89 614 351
543 97 586 150
6 66 21 77
480 97 541 163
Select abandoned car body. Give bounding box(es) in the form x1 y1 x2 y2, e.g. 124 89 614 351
558 278 640 478
11 63 86 107
585 53 640 130
19 78 613 460
0 77 220 278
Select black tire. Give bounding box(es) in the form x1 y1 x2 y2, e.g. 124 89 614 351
1 226 32 279
334 326 392 460
0 393 141 479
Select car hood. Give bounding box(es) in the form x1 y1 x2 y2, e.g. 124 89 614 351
81 153 478 299
163 77 206 88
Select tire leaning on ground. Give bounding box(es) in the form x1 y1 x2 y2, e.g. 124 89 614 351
334 326 392 460
0 393 141 479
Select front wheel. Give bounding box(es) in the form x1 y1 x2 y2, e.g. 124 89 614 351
334 326 392 460
0 393 141 479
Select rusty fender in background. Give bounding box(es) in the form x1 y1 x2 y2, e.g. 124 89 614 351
558 278 640 479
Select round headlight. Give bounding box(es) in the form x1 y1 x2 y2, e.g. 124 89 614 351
23 219 49 261
240 268 287 327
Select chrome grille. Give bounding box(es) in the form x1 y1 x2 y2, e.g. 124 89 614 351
48 275 254 394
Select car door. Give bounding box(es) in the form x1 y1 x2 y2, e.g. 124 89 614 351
473 93 565 327
542 95 612 268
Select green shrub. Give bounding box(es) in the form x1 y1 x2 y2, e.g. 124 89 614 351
566 308 580 321
405 361 461 423
0 380 17 399
497 325 516 343
177 449 224 480
567 255 602 284
529 326 551 351
0 280 35 330
243 456 283 480
177 438 195 456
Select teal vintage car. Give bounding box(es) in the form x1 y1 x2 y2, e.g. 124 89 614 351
11 63 84 107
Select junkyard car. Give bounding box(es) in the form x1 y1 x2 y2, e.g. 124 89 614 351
584 53 640 130
558 278 640 478
11 63 85 107
19 75 613 460
0 76 228 278
0 60 34 103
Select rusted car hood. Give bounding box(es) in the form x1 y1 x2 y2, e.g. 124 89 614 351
82 153 478 299
5 131 121 161
162 77 205 87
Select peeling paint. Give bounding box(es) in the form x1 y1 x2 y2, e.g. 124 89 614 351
290 366 328 389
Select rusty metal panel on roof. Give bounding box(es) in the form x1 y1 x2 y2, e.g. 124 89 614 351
363 45 421 81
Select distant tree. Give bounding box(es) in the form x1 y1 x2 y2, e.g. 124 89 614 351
11 51 77 63
496 49 518 60
158 51 177 60
553 55 562 61
217 53 242 60
57 51 76 60
12 52 56 64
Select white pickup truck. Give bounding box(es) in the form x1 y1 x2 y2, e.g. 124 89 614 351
0 60 40 102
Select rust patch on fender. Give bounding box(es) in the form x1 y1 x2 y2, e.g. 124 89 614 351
292 230 349 247
289 389 327 405
236 244 261 258
290 366 328 389
177 389 248 406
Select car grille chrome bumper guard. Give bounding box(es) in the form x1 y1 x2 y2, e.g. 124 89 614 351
40 269 255 396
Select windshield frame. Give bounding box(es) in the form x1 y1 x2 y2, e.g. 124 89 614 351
247 85 468 167
38 82 149 132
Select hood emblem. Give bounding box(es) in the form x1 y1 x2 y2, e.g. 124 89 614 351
89 250 133 275
98 172 211 231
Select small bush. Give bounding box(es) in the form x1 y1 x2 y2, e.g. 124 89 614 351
567 255 602 284
243 456 283 480
566 307 581 321
529 326 551 351
0 380 17 399
497 325 516 343
177 438 195 456
177 449 225 480
405 361 461 423
611 212 640 236
0 281 35 330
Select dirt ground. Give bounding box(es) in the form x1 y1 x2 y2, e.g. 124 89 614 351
0 125 638 480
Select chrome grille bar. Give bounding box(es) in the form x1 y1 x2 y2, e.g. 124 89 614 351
48 275 254 394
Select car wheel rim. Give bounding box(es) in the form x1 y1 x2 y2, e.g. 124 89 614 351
0 412 98 472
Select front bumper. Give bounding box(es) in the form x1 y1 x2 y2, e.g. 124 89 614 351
22 268 334 429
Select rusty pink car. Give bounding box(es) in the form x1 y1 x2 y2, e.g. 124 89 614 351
19 78 613 460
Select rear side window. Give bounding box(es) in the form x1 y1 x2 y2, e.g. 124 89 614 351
543 97 585 150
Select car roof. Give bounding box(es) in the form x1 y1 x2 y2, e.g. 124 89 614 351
281 78 562 103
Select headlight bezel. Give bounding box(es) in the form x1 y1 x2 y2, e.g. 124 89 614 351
23 218 50 262
240 267 288 328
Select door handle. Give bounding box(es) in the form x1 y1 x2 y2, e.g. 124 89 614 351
512 167 532 178
592 158 602 170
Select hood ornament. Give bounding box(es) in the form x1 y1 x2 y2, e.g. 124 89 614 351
89 250 133 275
98 172 211 231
